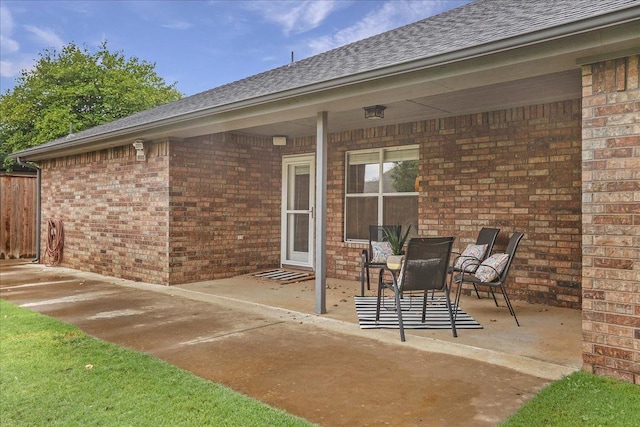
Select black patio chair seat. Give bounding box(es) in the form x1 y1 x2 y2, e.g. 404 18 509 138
376 236 457 341
452 231 524 326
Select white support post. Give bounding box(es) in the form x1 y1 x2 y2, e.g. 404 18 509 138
315 111 328 314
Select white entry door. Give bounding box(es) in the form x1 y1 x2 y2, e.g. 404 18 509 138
281 155 315 269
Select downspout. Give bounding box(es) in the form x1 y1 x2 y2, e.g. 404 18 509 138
16 157 41 263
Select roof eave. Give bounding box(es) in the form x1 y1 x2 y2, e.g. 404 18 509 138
13 4 640 162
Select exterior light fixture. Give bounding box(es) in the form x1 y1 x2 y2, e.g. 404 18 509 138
273 136 287 146
132 139 146 162
364 105 386 119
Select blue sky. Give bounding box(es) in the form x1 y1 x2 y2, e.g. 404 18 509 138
1 0 471 97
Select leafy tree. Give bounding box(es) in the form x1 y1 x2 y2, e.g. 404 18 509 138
1 41 182 167
389 160 419 192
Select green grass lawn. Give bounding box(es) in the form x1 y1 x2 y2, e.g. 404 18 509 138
2 299 639 426
501 367 640 426
0 300 315 426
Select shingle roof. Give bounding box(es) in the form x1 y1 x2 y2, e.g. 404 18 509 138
19 0 640 154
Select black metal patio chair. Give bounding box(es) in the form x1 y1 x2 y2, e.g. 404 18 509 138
452 231 524 326
376 236 457 341
359 225 394 297
450 227 500 276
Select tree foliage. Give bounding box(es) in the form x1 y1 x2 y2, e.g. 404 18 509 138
0 42 182 167
389 160 419 192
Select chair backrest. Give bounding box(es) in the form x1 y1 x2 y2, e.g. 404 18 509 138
369 225 390 243
399 237 455 292
499 232 524 282
476 227 500 258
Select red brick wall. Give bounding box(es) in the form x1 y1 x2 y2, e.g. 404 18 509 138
38 134 283 286
167 133 281 283
326 100 583 309
40 142 170 284
581 54 640 384
38 99 584 313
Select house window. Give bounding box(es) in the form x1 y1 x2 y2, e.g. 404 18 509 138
345 146 419 241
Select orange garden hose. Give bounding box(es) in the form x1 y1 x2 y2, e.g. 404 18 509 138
45 219 64 266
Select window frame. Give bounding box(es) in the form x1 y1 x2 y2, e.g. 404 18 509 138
344 145 419 242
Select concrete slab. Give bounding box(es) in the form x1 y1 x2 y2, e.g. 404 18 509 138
177 272 583 373
0 260 581 426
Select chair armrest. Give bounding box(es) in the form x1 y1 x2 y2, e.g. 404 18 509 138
461 256 481 269
452 254 482 272
378 265 400 290
361 249 370 265
459 264 500 284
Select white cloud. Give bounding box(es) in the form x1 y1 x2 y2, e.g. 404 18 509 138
0 5 20 54
0 5 13 33
24 24 65 49
0 60 14 78
0 55 34 78
0 5 24 79
246 0 340 36
0 35 20 54
126 2 193 32
162 21 193 30
307 0 462 55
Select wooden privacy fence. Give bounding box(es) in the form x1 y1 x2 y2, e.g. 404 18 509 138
0 172 37 259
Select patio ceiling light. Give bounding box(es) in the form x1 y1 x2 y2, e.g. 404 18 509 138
364 105 386 120
273 136 287 146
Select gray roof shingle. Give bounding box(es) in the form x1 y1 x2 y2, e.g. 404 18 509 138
22 0 640 153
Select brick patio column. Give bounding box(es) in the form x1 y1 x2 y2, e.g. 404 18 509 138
581 54 640 384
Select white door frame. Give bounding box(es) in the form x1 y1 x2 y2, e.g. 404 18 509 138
281 154 315 269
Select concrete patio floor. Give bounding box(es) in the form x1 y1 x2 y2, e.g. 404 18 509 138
1 260 582 426
178 271 583 373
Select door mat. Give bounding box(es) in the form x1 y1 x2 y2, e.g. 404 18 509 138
355 296 482 329
253 269 315 284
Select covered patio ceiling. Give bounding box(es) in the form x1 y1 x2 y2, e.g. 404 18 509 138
156 17 638 142
236 69 582 139
139 28 636 143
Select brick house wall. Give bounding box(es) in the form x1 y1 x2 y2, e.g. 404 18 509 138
167 133 282 284
325 99 583 309
37 96 584 311
40 142 171 284
39 134 284 285
38 98 584 312
33 59 637 384
581 54 640 384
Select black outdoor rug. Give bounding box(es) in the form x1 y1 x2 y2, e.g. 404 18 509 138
253 269 314 284
355 296 483 330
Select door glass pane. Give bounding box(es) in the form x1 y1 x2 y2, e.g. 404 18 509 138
345 197 378 240
292 213 309 253
284 160 312 264
289 165 310 210
383 195 418 237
